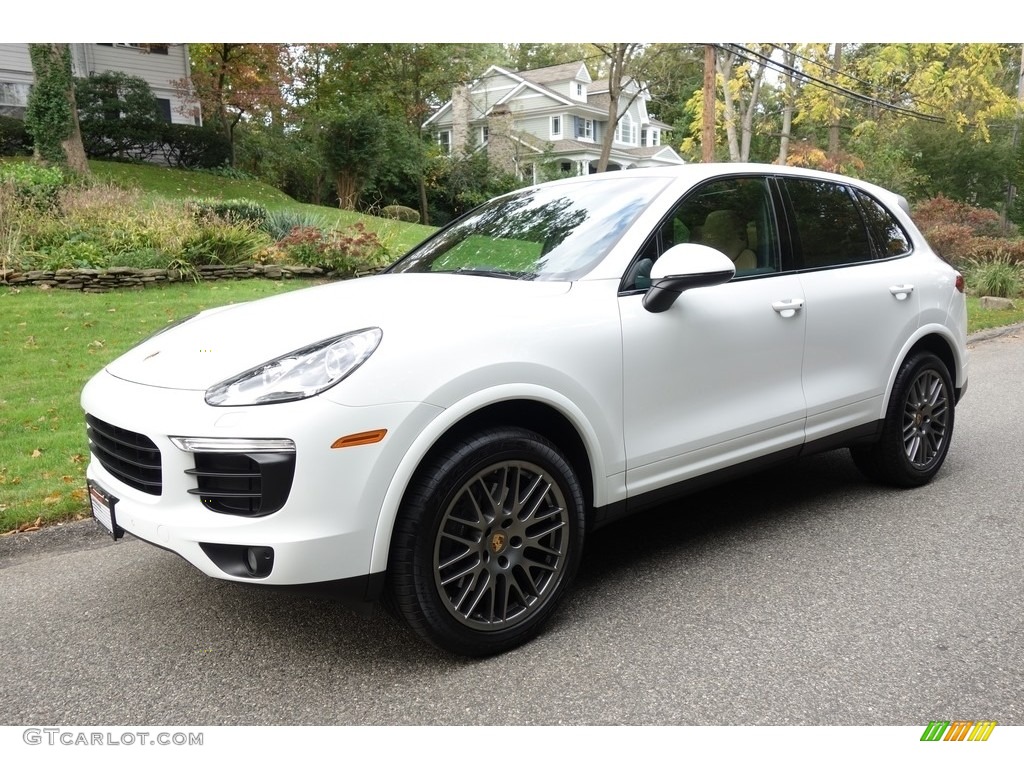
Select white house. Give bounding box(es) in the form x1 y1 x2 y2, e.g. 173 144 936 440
424 61 683 181
0 43 199 125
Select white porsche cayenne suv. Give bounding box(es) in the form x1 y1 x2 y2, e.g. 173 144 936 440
82 164 968 656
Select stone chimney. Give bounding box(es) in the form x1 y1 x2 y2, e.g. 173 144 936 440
451 85 471 157
487 104 517 176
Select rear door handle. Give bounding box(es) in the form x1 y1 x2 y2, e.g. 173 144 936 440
771 298 805 318
889 284 915 300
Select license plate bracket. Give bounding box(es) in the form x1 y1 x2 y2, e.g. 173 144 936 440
88 481 123 540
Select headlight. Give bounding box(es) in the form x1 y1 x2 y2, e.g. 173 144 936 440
205 327 382 406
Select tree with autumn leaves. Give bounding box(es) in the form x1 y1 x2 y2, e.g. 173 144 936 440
168 42 1022 227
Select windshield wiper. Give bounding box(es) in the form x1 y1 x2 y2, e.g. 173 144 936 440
451 266 534 280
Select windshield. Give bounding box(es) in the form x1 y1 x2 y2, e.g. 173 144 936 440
391 176 671 281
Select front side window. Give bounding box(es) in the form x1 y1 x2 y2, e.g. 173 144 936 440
783 178 874 268
392 176 671 281
437 130 451 154
551 115 561 138
622 176 780 291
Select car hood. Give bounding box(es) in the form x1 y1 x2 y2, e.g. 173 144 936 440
105 273 572 391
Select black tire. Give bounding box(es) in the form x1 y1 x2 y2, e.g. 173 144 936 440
387 427 585 657
851 351 955 488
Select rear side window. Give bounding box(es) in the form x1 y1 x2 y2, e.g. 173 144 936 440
783 178 873 269
854 190 912 257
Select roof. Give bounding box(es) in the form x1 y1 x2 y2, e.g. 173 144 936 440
515 61 591 86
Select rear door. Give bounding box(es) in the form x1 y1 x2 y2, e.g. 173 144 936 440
778 177 921 442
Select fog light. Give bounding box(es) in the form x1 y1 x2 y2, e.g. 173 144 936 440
245 546 274 577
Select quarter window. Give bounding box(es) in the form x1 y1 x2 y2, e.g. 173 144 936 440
855 190 912 258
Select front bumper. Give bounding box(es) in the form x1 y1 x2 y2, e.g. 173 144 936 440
82 370 441 585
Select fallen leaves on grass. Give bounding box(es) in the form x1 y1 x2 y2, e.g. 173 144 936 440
31 448 42 458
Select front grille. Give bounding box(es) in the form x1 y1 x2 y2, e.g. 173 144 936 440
86 414 162 495
186 452 294 517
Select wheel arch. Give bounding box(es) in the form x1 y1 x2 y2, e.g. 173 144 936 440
884 327 964 412
367 390 604 581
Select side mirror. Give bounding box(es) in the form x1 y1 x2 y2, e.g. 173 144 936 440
643 243 736 313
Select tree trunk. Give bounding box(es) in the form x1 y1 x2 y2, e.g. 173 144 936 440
716 51 741 162
777 48 796 165
828 43 843 161
26 43 89 175
335 171 359 210
702 45 716 162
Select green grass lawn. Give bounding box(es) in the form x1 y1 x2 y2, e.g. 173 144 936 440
0 279 319 534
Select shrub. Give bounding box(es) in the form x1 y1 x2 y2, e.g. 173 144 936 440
965 256 1023 299
180 221 271 266
185 198 269 227
158 124 231 170
380 204 420 224
261 209 328 241
0 116 32 156
913 196 1008 239
74 71 161 160
276 222 387 275
37 237 110 270
0 161 67 210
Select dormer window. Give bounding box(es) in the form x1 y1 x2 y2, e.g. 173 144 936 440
573 82 586 100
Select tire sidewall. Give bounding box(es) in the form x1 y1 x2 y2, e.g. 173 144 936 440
884 351 955 485
391 427 586 656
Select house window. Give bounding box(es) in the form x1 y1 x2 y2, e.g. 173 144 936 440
437 130 451 154
480 126 489 145
101 44 167 53
575 82 585 99
155 98 172 123
574 117 593 141
617 114 634 145
641 129 660 147
551 115 561 138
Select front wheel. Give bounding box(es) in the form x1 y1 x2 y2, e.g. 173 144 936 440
851 351 955 487
387 427 586 656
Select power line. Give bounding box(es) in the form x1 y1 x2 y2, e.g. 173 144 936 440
720 43 947 125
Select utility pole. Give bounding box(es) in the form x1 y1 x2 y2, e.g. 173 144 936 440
702 44 716 162
1004 44 1024 234
828 43 843 162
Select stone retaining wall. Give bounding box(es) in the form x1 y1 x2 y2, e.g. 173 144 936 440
0 264 374 292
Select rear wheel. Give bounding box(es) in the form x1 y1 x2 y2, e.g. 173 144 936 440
388 427 585 656
851 351 955 487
